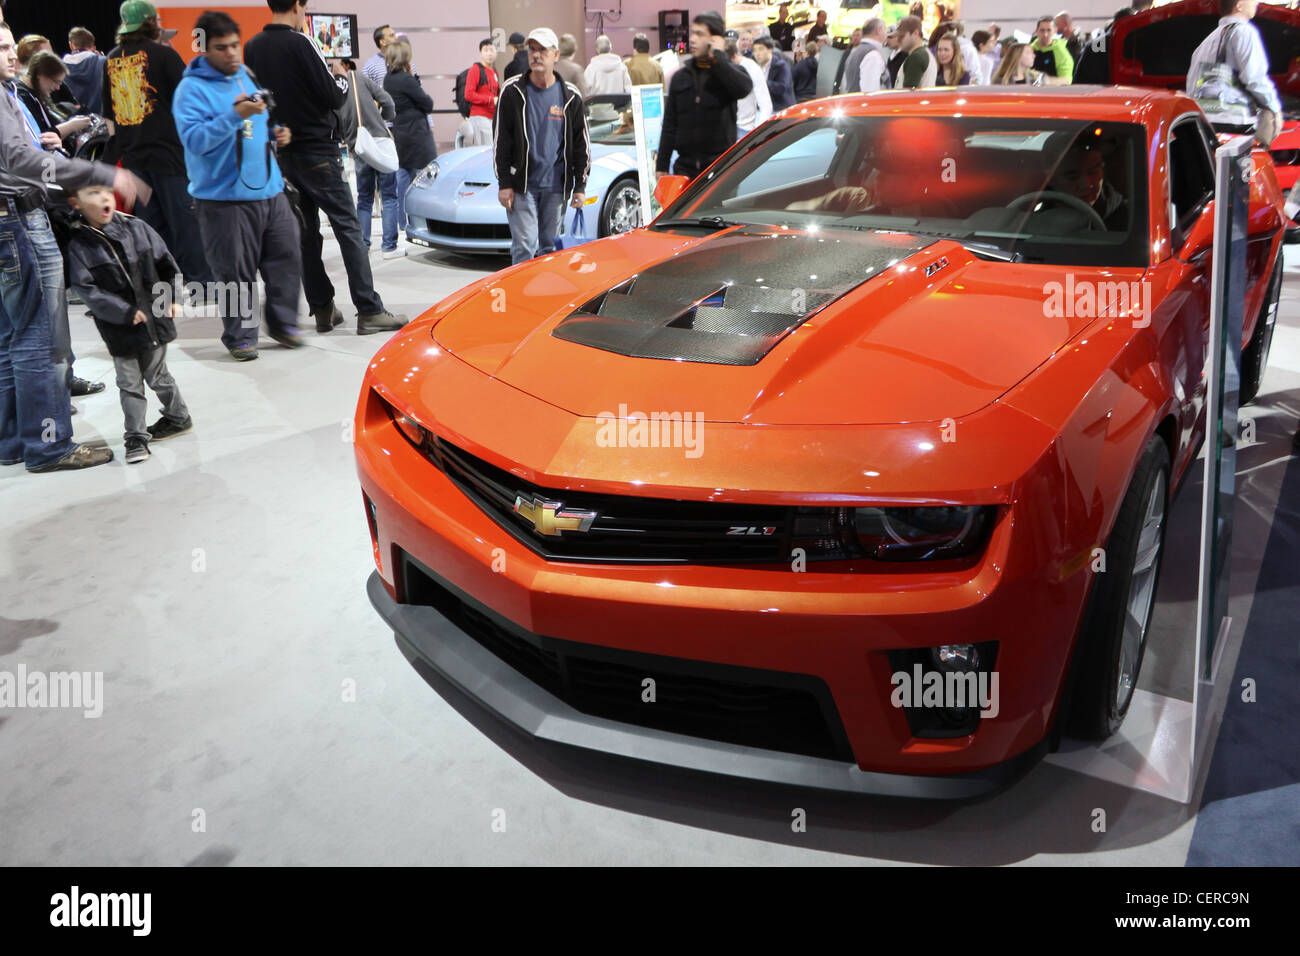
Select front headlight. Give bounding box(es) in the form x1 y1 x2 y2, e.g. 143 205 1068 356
789 505 996 563
378 391 431 449
853 506 992 561
413 161 440 188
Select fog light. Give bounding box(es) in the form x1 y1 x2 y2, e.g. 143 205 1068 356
933 643 980 670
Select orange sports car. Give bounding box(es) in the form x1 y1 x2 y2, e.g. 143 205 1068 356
355 89 1288 797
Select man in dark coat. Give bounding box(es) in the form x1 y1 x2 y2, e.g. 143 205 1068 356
656 11 753 182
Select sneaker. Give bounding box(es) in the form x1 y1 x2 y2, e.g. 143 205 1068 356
382 247 406 260
268 328 306 349
124 438 150 464
357 310 407 335
313 303 345 333
229 346 259 362
70 377 106 396
28 443 114 472
147 416 193 441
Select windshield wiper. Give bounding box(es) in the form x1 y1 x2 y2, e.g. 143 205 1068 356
649 216 741 231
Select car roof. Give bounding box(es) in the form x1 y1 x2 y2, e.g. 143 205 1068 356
777 86 1191 127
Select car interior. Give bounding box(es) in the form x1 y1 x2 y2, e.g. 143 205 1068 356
689 116 1150 266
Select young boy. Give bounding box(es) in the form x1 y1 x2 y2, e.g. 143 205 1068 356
65 184 194 464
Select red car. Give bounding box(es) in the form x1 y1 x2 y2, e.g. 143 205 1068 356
355 89 1288 797
1081 0 1300 190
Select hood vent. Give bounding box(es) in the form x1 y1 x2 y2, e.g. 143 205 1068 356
552 227 935 366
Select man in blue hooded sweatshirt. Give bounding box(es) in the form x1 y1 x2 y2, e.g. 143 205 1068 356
172 10 302 361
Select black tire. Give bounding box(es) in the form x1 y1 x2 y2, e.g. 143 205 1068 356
1240 252 1282 406
1068 436 1171 740
598 176 642 237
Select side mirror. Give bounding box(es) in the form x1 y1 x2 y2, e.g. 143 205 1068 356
1177 201 1215 263
654 174 690 210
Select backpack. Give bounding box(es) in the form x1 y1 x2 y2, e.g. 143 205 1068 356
454 63 489 119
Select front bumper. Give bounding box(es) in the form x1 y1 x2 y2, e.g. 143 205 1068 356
368 568 1045 798
355 339 1088 794
406 215 511 254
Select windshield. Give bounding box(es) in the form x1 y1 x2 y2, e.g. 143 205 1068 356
585 95 635 147
660 115 1150 268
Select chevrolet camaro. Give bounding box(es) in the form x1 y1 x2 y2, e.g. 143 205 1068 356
356 89 1288 797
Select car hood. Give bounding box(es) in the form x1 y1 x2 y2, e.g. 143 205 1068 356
431 225 1122 425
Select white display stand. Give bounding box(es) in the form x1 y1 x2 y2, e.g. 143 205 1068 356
1045 135 1255 804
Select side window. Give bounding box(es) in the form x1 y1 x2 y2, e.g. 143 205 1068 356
730 126 841 199
1168 120 1215 241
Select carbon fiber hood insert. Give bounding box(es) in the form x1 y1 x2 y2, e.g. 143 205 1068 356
551 227 936 366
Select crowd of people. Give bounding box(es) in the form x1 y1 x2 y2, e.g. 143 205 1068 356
1 0 412 476
4 1 1300 477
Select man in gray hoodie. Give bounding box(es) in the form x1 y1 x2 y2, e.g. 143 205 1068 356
584 34 630 94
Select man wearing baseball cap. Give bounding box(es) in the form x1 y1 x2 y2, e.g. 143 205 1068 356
102 1 211 289
503 31 529 81
656 11 752 182
493 28 591 265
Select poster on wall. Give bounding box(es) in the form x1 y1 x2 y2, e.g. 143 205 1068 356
631 84 665 223
724 2 958 48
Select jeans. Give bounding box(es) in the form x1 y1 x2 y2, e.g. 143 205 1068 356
130 168 213 284
114 343 189 444
195 193 303 351
506 189 565 265
355 162 399 252
280 150 385 316
395 167 418 236
0 206 74 469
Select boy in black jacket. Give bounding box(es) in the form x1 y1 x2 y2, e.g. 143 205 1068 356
65 184 193 464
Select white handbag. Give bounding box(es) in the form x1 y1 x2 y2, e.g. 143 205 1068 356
351 76 400 174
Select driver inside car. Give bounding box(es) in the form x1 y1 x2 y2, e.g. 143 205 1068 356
786 123 963 219
1044 140 1129 230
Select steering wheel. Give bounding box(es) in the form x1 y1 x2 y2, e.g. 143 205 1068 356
1007 190 1108 231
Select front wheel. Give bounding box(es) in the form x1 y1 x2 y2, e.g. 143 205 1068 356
599 177 642 237
1068 435 1171 740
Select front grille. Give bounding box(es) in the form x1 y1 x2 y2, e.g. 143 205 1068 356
401 553 854 762
425 218 511 240
424 437 800 564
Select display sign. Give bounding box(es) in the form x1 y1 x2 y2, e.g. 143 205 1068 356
631 84 665 223
306 13 359 58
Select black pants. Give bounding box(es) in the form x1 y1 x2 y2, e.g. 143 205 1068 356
195 192 302 351
279 150 384 316
671 154 719 181
130 168 213 284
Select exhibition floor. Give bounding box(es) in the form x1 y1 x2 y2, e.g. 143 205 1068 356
1 237 1296 866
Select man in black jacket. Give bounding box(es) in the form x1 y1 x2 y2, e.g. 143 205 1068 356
656 11 752 182
103 1 211 287
503 32 529 82
244 0 404 334
493 27 590 265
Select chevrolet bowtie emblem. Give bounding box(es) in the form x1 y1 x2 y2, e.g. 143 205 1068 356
512 495 597 536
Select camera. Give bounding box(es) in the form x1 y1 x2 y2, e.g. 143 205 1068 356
248 88 277 111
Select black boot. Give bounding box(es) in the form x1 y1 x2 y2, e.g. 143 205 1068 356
313 303 345 333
